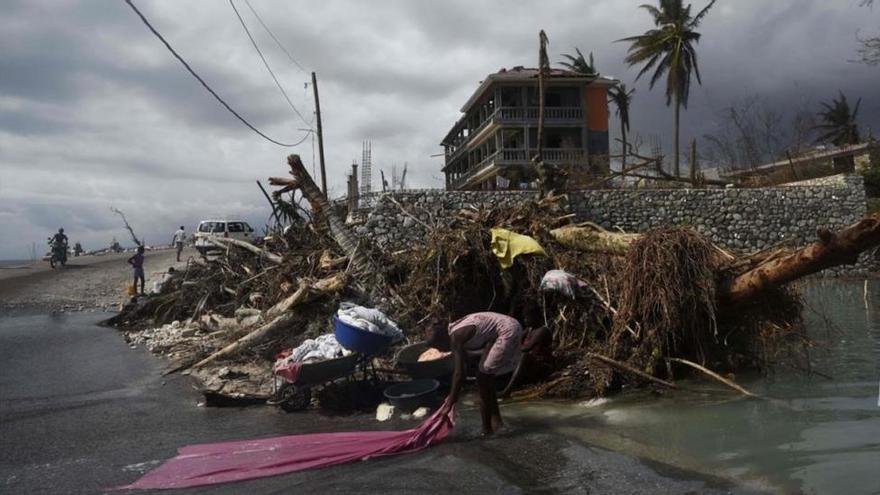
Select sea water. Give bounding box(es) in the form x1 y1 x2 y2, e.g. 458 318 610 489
507 279 880 494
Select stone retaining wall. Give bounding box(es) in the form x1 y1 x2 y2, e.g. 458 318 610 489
354 174 873 273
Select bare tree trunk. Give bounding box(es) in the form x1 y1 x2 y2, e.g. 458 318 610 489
673 97 681 177
722 214 880 304
207 237 283 265
620 120 627 169
273 155 368 270
550 225 640 255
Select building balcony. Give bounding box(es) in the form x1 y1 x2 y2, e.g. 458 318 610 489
443 106 584 162
447 147 588 190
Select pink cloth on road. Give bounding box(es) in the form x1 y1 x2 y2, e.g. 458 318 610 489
118 406 455 490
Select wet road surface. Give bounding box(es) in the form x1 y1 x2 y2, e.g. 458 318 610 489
0 313 758 494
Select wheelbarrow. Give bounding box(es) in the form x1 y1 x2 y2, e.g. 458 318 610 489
271 353 360 412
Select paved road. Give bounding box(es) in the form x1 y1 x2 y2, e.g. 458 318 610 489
0 313 757 494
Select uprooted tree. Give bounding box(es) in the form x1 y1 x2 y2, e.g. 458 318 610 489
109 153 880 401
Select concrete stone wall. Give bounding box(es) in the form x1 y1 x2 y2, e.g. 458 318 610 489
354 175 872 272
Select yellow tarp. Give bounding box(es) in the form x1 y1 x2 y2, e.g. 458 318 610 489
490 228 547 269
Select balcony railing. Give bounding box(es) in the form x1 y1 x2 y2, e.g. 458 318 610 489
499 148 587 164
498 106 583 122
448 148 589 189
445 106 584 160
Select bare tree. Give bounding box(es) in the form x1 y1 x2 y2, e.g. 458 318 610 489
856 0 880 65
702 94 816 170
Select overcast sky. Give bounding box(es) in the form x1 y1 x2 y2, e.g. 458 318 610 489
1 0 878 259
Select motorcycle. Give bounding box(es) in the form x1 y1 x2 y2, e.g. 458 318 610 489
47 238 68 268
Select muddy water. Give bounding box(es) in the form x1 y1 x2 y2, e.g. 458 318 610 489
506 279 880 494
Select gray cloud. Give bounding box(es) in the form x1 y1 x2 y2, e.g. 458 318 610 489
1 0 878 259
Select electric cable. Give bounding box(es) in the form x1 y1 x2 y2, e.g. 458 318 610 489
243 0 307 72
124 0 306 147
229 0 311 128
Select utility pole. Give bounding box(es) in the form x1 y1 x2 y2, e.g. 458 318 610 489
311 72 328 197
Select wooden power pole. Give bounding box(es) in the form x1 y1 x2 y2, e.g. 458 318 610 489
311 72 328 197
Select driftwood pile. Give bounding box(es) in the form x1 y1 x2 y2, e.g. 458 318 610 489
110 154 880 402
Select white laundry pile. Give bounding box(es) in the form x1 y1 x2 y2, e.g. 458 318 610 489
336 302 404 341
282 334 348 365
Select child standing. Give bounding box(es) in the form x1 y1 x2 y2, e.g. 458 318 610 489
128 245 146 295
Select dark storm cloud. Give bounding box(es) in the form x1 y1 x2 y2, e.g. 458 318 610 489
1 0 878 259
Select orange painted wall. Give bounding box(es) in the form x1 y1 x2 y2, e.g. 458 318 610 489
585 87 609 131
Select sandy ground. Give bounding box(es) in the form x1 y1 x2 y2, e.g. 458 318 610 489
0 247 195 315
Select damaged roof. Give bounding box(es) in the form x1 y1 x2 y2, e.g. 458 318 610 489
460 66 619 113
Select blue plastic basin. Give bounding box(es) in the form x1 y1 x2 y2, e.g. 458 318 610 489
333 317 393 355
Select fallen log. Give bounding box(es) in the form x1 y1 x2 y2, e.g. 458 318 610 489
188 273 347 370
279 155 368 270
722 213 880 304
550 225 640 255
207 237 283 265
266 273 346 319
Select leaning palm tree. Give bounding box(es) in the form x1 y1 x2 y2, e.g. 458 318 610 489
560 48 599 77
619 0 716 177
815 91 862 146
608 84 635 167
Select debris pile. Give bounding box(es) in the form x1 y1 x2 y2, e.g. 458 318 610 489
109 154 880 404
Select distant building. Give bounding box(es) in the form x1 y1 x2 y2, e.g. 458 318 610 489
441 66 618 190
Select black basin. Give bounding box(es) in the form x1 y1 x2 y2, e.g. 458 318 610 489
383 379 440 412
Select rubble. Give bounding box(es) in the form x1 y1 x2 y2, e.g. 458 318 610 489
108 154 880 406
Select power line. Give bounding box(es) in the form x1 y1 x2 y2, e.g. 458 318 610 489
124 0 306 147
229 0 311 128
243 0 307 73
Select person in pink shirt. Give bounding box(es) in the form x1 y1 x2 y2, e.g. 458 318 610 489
428 311 524 436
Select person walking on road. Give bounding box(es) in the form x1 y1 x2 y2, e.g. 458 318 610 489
172 226 186 262
128 245 146 295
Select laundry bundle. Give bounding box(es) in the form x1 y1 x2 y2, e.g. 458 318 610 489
336 302 404 341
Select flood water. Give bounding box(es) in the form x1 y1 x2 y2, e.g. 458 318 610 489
2 280 877 493
507 279 880 494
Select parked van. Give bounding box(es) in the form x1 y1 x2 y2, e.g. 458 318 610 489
194 219 255 255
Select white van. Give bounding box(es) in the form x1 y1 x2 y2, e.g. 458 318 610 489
194 219 255 254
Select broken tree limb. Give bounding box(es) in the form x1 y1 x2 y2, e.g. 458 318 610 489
550 225 640 255
587 353 679 389
722 213 880 304
668 357 759 398
189 274 347 370
207 237 283 265
110 207 142 246
283 155 369 271
266 273 346 319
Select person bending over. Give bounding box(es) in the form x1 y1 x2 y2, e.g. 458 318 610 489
429 312 523 436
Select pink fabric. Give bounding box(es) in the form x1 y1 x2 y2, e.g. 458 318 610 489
449 312 523 375
273 360 302 383
118 406 455 490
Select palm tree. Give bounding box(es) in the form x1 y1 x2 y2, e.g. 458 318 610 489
815 92 862 146
560 48 599 77
619 0 716 177
608 84 635 167
816 92 862 172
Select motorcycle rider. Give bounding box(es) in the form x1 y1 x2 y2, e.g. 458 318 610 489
50 228 69 263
